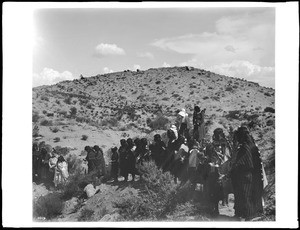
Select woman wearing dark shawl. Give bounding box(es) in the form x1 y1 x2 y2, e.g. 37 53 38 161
118 139 128 181
126 138 138 181
230 126 264 220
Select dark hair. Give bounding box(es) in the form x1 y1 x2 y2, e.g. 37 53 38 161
120 139 127 146
213 128 226 142
154 134 161 142
134 138 141 146
127 138 134 148
111 147 118 153
234 126 254 145
84 146 92 152
194 105 200 113
58 156 65 162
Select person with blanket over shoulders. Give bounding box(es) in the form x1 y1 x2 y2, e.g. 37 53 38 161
118 139 128 182
230 126 264 221
110 147 119 182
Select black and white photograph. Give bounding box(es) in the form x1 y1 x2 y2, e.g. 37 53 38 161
2 2 298 228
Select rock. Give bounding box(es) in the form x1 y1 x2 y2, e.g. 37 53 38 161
62 197 79 215
99 213 123 221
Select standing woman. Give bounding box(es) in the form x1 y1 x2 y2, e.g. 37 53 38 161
54 156 69 188
177 108 190 139
193 106 202 142
126 138 137 182
85 146 96 174
110 147 119 182
198 108 206 147
230 126 264 220
94 145 106 177
48 150 59 187
118 139 129 182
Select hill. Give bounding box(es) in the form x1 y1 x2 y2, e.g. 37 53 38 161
32 66 275 221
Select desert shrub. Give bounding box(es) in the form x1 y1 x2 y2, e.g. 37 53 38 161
203 96 209 100
225 86 233 91
101 117 118 127
33 192 64 219
54 137 60 143
54 146 70 156
51 126 59 133
161 97 169 101
225 110 241 120
32 113 40 122
42 110 47 114
266 119 274 126
66 154 84 175
137 161 182 219
86 103 94 109
33 124 39 137
78 208 95 221
58 110 68 117
70 107 77 118
264 107 275 113
148 114 169 130
155 81 161 84
264 92 271 97
64 97 72 105
55 99 60 105
41 95 49 101
62 171 98 200
81 135 88 141
40 119 53 126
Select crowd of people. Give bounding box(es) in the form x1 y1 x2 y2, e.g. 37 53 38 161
33 142 69 188
32 105 266 221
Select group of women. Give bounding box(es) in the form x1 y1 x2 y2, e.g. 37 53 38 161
32 105 265 220
32 142 69 188
106 106 265 220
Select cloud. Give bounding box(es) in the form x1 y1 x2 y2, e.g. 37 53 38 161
162 62 171 67
94 43 125 58
103 67 114 74
33 68 75 87
224 45 236 53
152 10 274 67
137 52 154 59
208 60 275 88
133 64 141 70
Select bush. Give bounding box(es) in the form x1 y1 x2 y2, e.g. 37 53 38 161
64 97 72 105
264 107 275 113
51 126 59 133
101 117 118 127
225 86 233 91
225 110 241 120
33 192 64 219
148 114 169 130
70 107 77 117
32 113 40 122
41 95 49 101
33 124 39 137
62 171 98 200
54 146 70 156
40 119 53 126
54 137 60 143
66 154 84 175
78 208 95 221
81 135 88 141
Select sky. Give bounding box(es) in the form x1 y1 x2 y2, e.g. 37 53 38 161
33 7 275 88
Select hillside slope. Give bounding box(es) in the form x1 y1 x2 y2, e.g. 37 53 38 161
32 66 275 221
